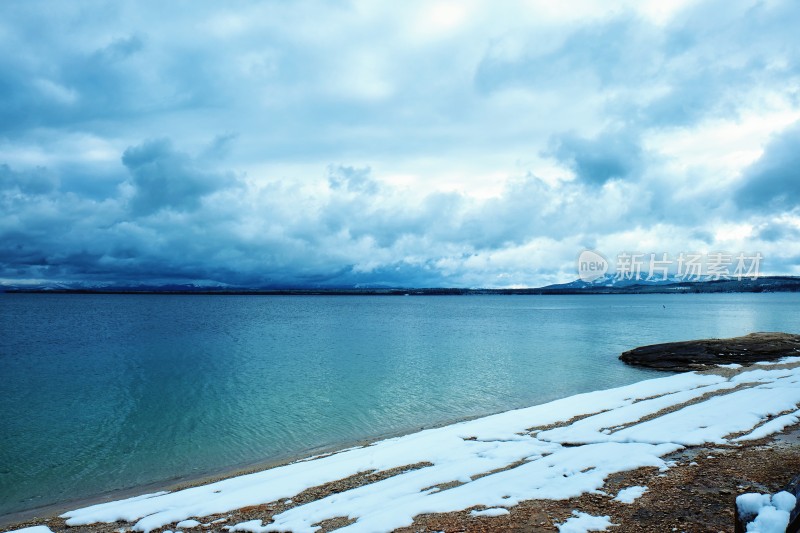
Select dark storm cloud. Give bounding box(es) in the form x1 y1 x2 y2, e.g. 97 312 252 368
735 122 800 212
330 262 451 289
122 139 237 215
0 164 58 195
56 161 127 199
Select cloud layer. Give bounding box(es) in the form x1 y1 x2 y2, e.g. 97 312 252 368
1 0 800 287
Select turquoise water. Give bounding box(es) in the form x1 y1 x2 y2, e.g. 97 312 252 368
1 293 799 516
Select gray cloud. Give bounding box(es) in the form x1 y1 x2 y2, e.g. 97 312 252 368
122 139 236 215
547 129 643 184
203 133 239 160
0 164 59 195
757 222 800 243
474 16 653 95
735 122 800 212
0 25 150 134
327 165 378 194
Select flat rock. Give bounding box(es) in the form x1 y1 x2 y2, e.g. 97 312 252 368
619 332 800 372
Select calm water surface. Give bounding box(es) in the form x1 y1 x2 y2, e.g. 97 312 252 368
1 293 799 516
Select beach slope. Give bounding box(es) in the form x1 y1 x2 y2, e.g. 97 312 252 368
7 357 800 532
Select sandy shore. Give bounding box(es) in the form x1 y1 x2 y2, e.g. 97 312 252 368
3 361 800 532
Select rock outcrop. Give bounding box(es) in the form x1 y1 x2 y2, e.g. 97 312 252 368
619 332 800 371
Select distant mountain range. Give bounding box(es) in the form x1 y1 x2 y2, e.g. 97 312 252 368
534 275 800 294
541 273 696 290
2 275 799 294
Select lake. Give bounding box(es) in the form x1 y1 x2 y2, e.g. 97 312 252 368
1 292 798 517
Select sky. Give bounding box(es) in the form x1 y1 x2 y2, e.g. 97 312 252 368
1 0 799 288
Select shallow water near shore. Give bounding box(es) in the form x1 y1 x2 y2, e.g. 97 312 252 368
1 292 799 518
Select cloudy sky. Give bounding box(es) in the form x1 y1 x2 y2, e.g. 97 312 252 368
1 0 799 288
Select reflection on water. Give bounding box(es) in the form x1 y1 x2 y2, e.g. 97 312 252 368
0 293 798 515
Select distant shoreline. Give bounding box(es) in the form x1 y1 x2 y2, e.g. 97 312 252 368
2 275 800 295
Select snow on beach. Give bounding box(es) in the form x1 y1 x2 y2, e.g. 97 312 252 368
556 511 615 532
736 490 796 532
24 357 798 533
612 486 647 504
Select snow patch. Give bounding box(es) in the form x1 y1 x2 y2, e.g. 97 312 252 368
556 511 616 532
225 519 266 532
470 507 510 517
737 491 796 533
612 486 647 504
733 409 800 442
772 491 797 512
736 492 771 516
747 506 790 532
